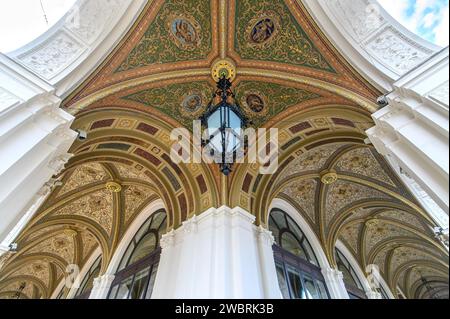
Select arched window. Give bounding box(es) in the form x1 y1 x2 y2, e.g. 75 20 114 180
74 256 102 299
56 288 66 300
108 210 166 299
269 209 329 299
378 285 390 299
335 249 366 299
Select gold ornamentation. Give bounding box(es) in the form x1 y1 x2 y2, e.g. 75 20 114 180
63 228 78 238
365 218 379 228
211 59 236 82
106 182 122 193
320 170 338 185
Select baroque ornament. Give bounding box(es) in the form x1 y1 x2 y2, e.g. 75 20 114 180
106 182 122 193
211 59 237 82
320 170 338 185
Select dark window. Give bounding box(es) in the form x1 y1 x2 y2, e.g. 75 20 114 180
378 285 390 299
335 249 367 299
269 209 329 299
74 256 102 299
108 210 166 299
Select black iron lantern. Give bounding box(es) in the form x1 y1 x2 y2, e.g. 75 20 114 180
200 76 249 176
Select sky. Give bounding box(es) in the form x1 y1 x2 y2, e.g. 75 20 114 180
0 0 76 53
378 0 449 46
0 0 448 53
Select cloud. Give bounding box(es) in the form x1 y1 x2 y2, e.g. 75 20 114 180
434 5 449 46
378 0 449 47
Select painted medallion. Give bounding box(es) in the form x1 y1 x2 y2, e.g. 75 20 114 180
169 15 201 50
251 18 276 44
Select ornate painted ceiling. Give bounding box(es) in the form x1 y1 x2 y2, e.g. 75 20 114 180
0 0 447 299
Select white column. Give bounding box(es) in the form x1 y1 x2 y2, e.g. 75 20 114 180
321 268 350 299
0 54 77 246
89 274 115 299
255 226 283 299
151 206 282 299
367 47 449 214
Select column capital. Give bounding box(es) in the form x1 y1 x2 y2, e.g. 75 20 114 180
321 267 349 299
321 267 343 280
255 226 275 246
160 230 176 250
182 215 198 234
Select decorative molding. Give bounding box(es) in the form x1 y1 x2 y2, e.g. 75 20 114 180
0 87 21 112
17 31 86 81
48 153 74 174
364 26 432 75
66 0 123 45
428 81 449 107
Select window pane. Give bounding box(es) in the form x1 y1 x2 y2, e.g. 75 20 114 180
81 267 100 295
287 267 306 299
271 210 287 229
159 218 167 238
135 221 150 241
275 264 290 299
128 233 157 266
118 243 135 271
150 212 165 230
281 232 307 260
108 285 119 299
316 280 329 299
303 275 320 299
129 267 151 299
145 263 159 299
115 276 134 299
302 239 319 266
336 249 363 290
350 269 363 290
286 215 304 241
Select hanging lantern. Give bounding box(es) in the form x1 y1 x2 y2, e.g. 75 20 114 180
200 75 249 176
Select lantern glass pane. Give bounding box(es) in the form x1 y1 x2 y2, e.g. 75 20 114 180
206 106 242 156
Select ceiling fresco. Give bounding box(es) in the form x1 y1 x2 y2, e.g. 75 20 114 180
0 0 447 299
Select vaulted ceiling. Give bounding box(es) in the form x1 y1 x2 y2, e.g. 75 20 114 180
0 0 447 299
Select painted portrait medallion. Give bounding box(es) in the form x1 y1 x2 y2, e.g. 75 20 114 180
180 91 207 118
247 13 280 47
168 14 201 50
246 94 265 113
182 94 203 113
251 18 276 43
241 91 268 117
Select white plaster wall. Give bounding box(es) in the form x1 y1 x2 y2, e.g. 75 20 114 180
302 0 442 92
